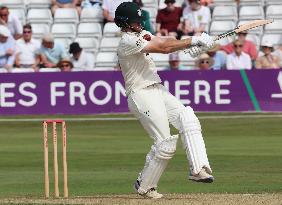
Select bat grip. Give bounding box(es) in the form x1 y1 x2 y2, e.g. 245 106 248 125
214 28 238 41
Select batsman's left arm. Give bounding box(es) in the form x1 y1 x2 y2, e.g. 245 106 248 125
141 36 193 54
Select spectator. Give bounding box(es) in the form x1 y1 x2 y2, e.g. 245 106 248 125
0 6 22 40
0 25 15 72
195 53 214 70
184 0 213 7
221 31 257 61
102 0 130 23
81 0 102 8
273 45 282 68
166 52 185 70
255 40 280 69
51 0 81 15
38 33 68 68
15 24 40 71
57 59 73 71
200 0 213 6
180 0 211 36
133 0 152 33
226 39 252 70
156 0 182 37
206 44 226 70
69 42 94 70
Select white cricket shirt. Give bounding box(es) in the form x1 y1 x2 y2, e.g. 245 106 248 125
117 30 161 96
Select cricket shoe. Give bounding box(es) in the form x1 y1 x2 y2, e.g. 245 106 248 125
189 168 214 183
134 180 163 199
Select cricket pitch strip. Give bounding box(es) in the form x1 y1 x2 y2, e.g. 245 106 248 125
1 193 282 205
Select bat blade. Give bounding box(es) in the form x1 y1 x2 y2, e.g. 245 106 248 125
234 19 273 34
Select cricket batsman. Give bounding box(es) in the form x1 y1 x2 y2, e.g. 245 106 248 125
115 2 214 199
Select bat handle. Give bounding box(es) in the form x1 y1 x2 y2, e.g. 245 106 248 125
214 28 238 41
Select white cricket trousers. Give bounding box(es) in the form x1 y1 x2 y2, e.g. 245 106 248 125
127 83 185 143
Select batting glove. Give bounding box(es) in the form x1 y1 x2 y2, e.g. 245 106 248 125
191 33 214 49
185 45 205 58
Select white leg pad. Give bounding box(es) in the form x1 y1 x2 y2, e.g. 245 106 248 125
138 135 178 194
137 145 156 182
179 107 212 175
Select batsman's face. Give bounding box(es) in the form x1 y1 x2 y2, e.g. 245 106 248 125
130 22 143 33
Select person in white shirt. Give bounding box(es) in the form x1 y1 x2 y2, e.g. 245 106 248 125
15 24 40 71
115 2 214 199
102 0 130 22
0 6 22 40
69 42 94 70
226 39 252 70
180 0 211 36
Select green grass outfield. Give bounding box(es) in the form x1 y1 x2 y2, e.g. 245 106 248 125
0 113 281 198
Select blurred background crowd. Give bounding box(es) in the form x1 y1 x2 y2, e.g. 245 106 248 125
0 0 281 72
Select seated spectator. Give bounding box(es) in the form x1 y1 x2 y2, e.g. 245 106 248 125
15 24 40 71
51 0 81 15
102 0 130 23
226 39 252 70
255 40 280 69
273 45 282 68
184 0 213 7
156 0 182 38
0 6 22 40
221 31 257 61
195 53 214 70
206 44 226 70
200 0 213 6
133 0 152 33
166 52 185 70
57 59 73 71
81 0 102 8
38 33 68 68
179 0 211 37
69 42 94 70
0 25 16 72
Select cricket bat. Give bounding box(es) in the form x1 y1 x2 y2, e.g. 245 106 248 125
184 19 274 55
214 19 273 41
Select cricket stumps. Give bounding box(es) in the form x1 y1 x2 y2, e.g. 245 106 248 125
43 119 68 198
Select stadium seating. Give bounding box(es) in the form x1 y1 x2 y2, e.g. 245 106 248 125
31 23 50 39
27 0 52 9
80 7 104 23
0 0 25 10
27 9 53 25
10 9 26 25
95 52 118 68
54 8 79 25
266 5 282 19
74 37 100 54
239 6 265 20
51 23 76 39
239 0 264 6
77 23 102 39
212 6 238 21
209 21 236 36
212 0 237 6
264 19 282 34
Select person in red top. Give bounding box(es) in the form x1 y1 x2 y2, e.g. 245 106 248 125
156 0 182 38
220 31 257 61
